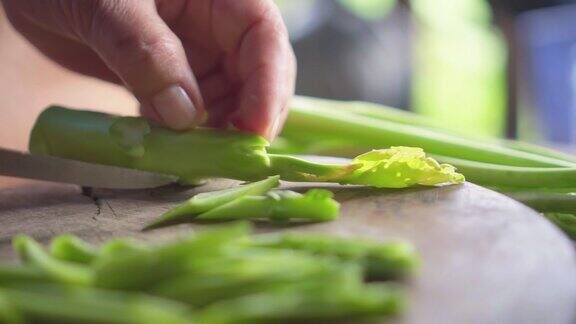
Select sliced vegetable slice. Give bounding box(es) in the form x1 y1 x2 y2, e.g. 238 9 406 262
196 189 340 223
145 176 280 229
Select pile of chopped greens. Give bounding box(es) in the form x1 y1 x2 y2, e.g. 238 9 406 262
0 223 418 323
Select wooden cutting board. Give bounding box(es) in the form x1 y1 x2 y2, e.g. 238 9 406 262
0 178 575 324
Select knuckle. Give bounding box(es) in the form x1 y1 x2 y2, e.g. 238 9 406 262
107 32 183 80
54 0 107 39
88 0 127 40
112 33 181 66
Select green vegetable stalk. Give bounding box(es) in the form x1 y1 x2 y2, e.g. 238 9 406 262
30 106 270 184
284 97 576 168
293 96 576 165
433 156 576 189
504 191 576 214
281 96 576 239
50 235 98 265
30 106 464 189
544 213 576 239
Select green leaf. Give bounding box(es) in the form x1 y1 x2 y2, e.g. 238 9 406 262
296 146 465 188
341 147 465 187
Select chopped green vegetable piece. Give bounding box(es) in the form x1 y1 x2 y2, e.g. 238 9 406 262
50 235 98 265
199 280 405 323
196 189 340 222
93 224 249 290
98 238 149 259
1 224 416 323
146 176 281 229
13 236 93 286
151 248 346 307
253 232 419 279
30 106 271 183
0 291 25 324
0 284 193 324
0 265 52 286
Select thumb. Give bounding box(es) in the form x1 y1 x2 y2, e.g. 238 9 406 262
86 1 206 130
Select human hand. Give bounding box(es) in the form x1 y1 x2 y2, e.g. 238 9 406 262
2 0 296 139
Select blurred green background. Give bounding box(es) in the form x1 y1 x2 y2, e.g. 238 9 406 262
273 0 576 147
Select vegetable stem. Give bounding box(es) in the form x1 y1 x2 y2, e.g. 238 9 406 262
286 97 576 167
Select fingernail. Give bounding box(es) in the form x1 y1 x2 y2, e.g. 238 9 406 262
268 115 283 141
151 85 196 130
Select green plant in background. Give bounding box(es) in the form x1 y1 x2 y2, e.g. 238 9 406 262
337 0 397 20
411 0 507 137
0 224 418 323
274 0 506 138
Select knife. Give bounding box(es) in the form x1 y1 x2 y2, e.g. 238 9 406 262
0 148 177 189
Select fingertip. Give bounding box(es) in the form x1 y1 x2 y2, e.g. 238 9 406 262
231 115 265 137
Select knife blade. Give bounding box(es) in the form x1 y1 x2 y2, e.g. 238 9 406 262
0 148 177 189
